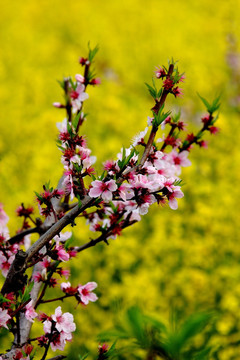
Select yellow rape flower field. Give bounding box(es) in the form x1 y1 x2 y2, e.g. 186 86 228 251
1 0 240 358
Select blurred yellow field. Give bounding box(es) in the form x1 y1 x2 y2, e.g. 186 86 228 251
1 0 240 358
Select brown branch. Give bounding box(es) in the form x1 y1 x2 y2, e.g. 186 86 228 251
75 219 136 253
1 250 28 295
7 227 39 245
26 196 95 263
139 64 174 167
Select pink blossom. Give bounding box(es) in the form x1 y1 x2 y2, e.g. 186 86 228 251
55 245 70 262
198 140 208 148
89 180 117 201
54 231 72 243
75 74 85 83
0 203 9 238
98 343 109 354
43 319 52 334
53 102 64 108
56 118 68 133
60 282 71 292
0 203 9 227
103 160 119 175
130 174 156 192
51 306 76 334
78 282 98 305
90 78 101 85
145 150 164 168
0 308 11 329
118 183 134 201
167 150 191 175
51 331 73 352
79 57 88 65
43 307 76 352
40 257 51 269
163 178 176 192
209 126 219 135
172 87 183 97
160 115 171 130
60 282 78 295
131 127 148 147
0 252 14 277
63 171 75 201
32 271 43 283
147 116 154 126
148 173 165 192
168 186 184 210
58 268 70 279
32 268 47 282
155 66 166 79
70 83 89 112
25 300 38 323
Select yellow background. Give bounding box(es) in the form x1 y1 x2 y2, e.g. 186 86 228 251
0 0 240 358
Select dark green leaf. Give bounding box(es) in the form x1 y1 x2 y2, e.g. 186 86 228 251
78 352 89 360
57 79 65 89
198 93 221 113
0 294 11 303
88 43 99 62
145 83 157 98
72 112 82 131
22 282 35 303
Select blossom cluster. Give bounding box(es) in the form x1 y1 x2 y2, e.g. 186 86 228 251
40 306 76 351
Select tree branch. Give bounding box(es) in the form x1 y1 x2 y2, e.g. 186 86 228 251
26 196 95 262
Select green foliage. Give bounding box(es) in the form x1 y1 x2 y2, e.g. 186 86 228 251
152 106 171 127
117 147 137 170
99 307 215 359
88 44 99 63
72 112 82 131
145 78 163 100
18 281 34 304
79 353 90 360
197 94 221 114
0 294 11 304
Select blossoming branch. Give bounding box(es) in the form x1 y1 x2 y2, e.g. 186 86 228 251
0 46 220 360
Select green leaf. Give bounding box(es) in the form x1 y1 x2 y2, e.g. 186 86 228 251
197 93 211 109
106 341 120 358
145 82 157 99
0 294 11 303
57 79 65 89
172 111 181 123
197 93 221 113
165 312 213 356
78 352 89 360
157 88 163 98
76 195 82 207
153 108 171 127
67 120 73 136
69 77 76 90
64 234 75 250
173 179 183 186
100 171 106 181
126 307 148 347
192 346 212 360
88 43 99 62
22 282 35 303
99 328 129 342
72 112 82 131
34 191 41 200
